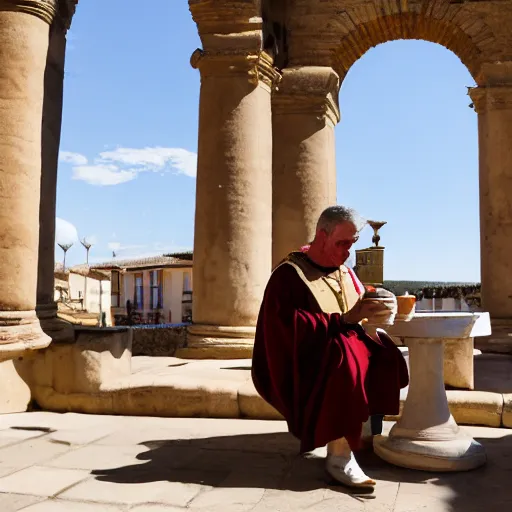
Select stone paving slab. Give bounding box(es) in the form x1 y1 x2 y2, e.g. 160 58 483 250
0 413 511 511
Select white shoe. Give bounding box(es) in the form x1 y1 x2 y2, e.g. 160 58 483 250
326 453 376 489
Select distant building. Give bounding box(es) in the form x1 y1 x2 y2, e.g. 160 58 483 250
54 263 112 326
95 254 193 325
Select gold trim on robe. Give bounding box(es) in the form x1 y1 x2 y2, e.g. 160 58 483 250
275 252 363 315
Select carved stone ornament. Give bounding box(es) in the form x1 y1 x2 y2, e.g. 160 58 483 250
190 48 280 90
272 66 341 125
189 0 262 34
0 0 58 25
469 85 512 113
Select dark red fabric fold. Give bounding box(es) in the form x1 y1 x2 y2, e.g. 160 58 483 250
251 264 409 454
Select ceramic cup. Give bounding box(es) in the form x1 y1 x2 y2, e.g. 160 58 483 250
396 294 416 322
362 296 397 326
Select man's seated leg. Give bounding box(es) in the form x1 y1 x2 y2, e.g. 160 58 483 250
326 437 376 488
371 414 384 435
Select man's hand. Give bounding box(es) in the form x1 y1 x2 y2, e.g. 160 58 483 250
343 298 393 325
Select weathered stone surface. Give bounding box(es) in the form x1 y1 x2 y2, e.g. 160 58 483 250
0 466 89 497
272 66 339 267
129 506 185 512
0 438 72 467
60 477 204 507
46 444 149 471
0 360 31 414
0 413 511 510
132 325 187 357
444 338 475 390
22 501 123 512
0 5 54 360
447 390 504 428
237 380 283 420
0 493 42 512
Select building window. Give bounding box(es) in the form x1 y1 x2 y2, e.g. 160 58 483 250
183 271 191 292
134 273 143 310
111 271 121 308
150 270 163 310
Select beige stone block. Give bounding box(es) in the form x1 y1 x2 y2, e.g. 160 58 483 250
48 426 117 446
0 359 31 413
47 444 149 471
0 465 20 478
502 393 512 427
22 500 123 511
189 486 263 510
237 380 283 420
60 477 204 507
0 466 89 497
130 506 187 512
443 338 475 389
447 390 503 427
31 386 114 415
0 493 42 512
0 438 71 467
47 344 75 394
111 377 240 418
0 427 45 447
26 345 54 389
251 489 332 512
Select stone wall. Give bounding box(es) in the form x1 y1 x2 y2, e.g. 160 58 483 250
132 324 188 357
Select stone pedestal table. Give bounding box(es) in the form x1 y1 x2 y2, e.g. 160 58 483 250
373 312 491 471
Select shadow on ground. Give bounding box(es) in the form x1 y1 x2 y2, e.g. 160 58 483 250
91 431 512 509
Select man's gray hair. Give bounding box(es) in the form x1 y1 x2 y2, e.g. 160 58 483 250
316 205 366 234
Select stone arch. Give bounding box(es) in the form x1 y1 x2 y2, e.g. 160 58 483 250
331 6 496 84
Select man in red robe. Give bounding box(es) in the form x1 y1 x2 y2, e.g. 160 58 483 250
252 205 409 489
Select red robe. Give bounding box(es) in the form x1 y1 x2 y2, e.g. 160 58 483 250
251 263 409 453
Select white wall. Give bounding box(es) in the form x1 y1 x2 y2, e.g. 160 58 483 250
67 272 112 325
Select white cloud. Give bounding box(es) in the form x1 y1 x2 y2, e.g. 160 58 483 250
99 147 197 178
72 164 136 186
59 151 88 166
55 217 79 245
60 146 197 186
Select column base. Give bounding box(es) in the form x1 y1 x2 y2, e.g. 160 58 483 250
0 310 51 362
373 429 486 472
176 324 255 359
36 303 74 343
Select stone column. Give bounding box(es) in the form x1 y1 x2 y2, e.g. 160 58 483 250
36 6 75 343
181 43 279 359
272 67 340 267
469 86 512 326
0 0 57 360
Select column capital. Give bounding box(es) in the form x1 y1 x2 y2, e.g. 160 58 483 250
468 85 512 113
272 66 341 126
191 48 280 91
189 0 261 35
0 0 58 25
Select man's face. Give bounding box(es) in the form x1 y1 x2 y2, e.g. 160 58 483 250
319 221 359 267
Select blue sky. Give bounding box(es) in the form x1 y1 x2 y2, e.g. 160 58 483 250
56 0 479 282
